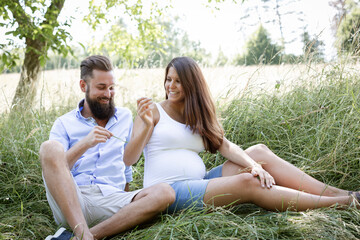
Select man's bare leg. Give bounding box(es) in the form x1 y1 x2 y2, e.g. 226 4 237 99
40 140 93 239
90 183 175 239
41 140 175 239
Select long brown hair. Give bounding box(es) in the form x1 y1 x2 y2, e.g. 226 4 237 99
165 57 223 153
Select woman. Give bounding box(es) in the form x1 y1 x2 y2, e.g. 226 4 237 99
124 56 359 213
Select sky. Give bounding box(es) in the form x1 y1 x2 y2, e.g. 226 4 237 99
166 0 337 60
2 0 338 61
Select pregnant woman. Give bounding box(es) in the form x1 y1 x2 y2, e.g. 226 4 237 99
124 56 359 213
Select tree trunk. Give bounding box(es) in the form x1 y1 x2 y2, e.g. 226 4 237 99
11 40 44 112
9 0 65 113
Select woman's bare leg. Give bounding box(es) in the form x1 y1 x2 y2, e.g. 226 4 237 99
203 173 352 211
221 144 348 197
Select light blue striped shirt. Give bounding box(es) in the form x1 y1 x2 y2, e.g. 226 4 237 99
49 99 133 196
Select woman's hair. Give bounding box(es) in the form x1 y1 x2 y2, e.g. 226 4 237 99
165 57 223 153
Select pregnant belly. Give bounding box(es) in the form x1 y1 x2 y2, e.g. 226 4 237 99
144 149 206 187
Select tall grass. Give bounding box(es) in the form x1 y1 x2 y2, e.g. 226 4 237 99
0 62 360 239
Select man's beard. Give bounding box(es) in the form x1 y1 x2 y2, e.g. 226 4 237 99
86 91 115 120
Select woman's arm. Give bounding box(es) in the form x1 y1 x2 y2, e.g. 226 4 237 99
123 98 155 166
218 137 275 188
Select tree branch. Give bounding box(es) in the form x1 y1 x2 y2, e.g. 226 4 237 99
42 0 66 25
8 0 30 28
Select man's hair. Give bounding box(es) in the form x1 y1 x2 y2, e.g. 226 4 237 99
80 55 113 83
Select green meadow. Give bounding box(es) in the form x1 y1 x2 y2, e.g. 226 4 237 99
1 62 360 239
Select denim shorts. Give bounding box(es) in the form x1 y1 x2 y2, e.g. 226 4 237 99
167 164 223 213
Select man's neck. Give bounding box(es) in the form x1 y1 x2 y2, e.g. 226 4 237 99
81 101 109 128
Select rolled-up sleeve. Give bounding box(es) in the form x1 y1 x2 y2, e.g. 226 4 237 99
124 165 133 183
49 119 70 151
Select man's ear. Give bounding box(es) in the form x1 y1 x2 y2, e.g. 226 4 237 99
80 79 87 93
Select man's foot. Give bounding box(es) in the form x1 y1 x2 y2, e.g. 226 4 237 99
45 227 74 240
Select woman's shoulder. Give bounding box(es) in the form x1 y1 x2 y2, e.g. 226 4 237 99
152 101 163 126
158 100 167 108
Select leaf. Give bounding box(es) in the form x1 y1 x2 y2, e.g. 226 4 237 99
5 31 15 35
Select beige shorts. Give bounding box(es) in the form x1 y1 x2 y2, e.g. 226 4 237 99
44 177 141 227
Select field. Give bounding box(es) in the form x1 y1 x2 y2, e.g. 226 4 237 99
0 64 324 114
1 62 360 239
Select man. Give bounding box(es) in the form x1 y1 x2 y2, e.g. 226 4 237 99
40 55 175 240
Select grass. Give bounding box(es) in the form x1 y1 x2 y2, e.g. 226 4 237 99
0 61 360 239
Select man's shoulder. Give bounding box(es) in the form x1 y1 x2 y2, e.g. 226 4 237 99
56 108 77 122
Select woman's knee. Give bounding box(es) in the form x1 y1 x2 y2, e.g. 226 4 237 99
245 144 271 159
231 173 261 189
151 183 176 207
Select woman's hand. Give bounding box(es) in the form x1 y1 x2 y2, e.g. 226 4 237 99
251 164 275 189
137 97 153 126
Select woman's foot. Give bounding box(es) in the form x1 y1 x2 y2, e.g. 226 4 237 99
348 191 360 208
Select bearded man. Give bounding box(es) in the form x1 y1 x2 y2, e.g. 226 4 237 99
40 55 175 240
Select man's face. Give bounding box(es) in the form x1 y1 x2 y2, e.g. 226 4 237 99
84 69 116 120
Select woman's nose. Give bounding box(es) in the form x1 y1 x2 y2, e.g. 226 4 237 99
169 80 175 88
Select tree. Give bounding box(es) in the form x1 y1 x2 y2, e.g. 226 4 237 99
0 0 70 111
237 0 305 53
329 0 348 34
233 25 281 65
336 7 360 56
214 47 229 66
92 16 211 68
0 0 170 111
302 31 325 62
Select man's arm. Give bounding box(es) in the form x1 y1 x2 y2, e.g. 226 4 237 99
66 126 113 169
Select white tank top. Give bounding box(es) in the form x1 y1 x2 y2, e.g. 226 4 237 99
143 103 206 187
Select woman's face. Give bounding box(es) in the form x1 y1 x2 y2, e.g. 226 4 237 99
165 67 185 103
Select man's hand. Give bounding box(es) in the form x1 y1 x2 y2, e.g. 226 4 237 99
251 164 276 189
137 97 154 127
84 126 113 148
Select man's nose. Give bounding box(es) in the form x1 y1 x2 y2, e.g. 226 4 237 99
104 88 111 98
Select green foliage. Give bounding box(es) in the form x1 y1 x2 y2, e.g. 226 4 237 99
220 64 360 189
233 25 282 65
85 0 169 68
0 0 73 72
91 17 212 68
0 104 74 239
337 7 360 56
0 48 22 73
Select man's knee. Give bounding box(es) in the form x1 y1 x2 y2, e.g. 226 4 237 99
39 140 65 166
